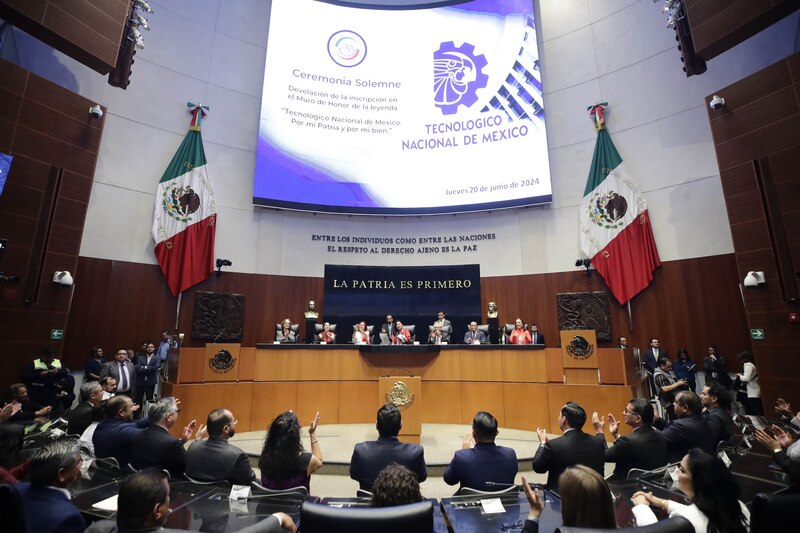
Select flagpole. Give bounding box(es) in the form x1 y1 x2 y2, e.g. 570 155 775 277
626 300 633 331
175 292 181 331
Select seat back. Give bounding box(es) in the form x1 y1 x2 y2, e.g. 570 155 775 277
458 485 518 496
557 516 693 533
404 325 415 340
251 481 308 497
0 484 24 533
299 500 433 533
314 324 337 334
751 492 800 533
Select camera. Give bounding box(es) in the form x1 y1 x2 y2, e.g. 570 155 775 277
89 105 104 119
709 95 725 111
215 259 232 268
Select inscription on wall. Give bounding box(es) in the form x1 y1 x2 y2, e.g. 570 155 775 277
311 232 496 256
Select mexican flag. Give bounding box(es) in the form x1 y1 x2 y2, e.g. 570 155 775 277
152 103 217 297
579 125 660 305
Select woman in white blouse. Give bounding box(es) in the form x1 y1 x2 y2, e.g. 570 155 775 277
631 448 749 533
736 351 763 416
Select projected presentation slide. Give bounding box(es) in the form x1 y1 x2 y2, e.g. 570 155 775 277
254 0 551 215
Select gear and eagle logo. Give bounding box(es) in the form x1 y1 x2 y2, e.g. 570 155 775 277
434 41 488 115
587 191 628 230
162 183 201 223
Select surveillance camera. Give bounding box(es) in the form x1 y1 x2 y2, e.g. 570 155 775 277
89 105 104 119
709 95 725 111
53 271 74 286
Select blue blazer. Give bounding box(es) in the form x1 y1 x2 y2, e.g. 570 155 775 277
14 483 85 533
350 436 427 491
93 417 149 466
135 353 161 386
443 442 517 491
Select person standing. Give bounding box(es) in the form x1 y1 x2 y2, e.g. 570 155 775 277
673 349 698 393
101 349 136 398
530 324 545 346
736 351 763 416
84 347 106 382
134 342 161 409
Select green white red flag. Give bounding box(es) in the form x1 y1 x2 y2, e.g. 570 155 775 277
152 103 217 297
579 107 660 305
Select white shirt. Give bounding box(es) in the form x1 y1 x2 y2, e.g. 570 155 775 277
739 362 760 398
633 500 750 533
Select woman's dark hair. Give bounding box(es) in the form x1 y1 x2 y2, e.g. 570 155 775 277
259 411 303 482
686 448 748 533
370 463 423 507
558 466 616 528
677 348 689 359
0 423 24 468
737 351 754 363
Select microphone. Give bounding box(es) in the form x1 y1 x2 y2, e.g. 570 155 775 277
484 481 519 488
213 327 226 343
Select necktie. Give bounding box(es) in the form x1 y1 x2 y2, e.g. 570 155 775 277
120 363 128 390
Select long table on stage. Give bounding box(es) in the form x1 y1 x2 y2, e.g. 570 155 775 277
163 344 645 437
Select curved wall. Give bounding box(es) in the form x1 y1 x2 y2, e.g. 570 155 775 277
11 0 800 277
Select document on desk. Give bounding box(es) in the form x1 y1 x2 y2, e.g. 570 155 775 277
92 494 119 511
480 498 506 514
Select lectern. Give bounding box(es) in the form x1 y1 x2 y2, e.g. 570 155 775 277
379 376 421 444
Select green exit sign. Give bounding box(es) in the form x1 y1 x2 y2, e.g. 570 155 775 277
50 329 64 340
750 329 764 340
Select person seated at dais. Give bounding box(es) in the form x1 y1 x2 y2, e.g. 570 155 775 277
352 321 370 344
428 324 444 344
463 321 485 345
276 318 297 344
509 318 531 345
318 322 335 344
392 321 412 345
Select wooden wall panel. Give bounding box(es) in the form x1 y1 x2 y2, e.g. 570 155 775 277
297 350 340 381
547 384 638 437
461 382 505 426
421 382 462 424
250 382 298 431
460 350 503 382
0 0 130 74
238 347 256 382
175 348 204 384
545 348 563 383
296 382 339 425
707 52 800 417
503 383 549 431
0 60 104 389
339 381 378 424
254 349 299 381
501 350 547 383
163 382 254 437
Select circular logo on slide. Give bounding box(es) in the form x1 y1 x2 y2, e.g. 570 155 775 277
328 30 367 68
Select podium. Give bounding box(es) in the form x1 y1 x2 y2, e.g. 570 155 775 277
202 343 241 382
379 376 421 444
559 330 599 384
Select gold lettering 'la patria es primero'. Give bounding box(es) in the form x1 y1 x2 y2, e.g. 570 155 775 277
332 279 472 289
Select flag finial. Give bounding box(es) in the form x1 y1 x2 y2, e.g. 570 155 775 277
187 102 210 131
587 102 608 132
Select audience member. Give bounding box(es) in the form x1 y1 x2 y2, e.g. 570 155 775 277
618 336 628 349
276 318 297 343
644 338 666 375
654 391 715 463
703 345 732 389
700 381 733 445
79 400 107 456
674 349 698 393
22 347 75 411
533 402 605 490
653 357 689 420
131 397 196 476
443 411 517 492
100 376 117 400
370 463 424 507
259 411 322 491
134 342 160 408
592 398 668 480
84 347 106 382
0 423 27 483
632 448 749 533
0 400 21 422
350 403 427 491
463 321 485 345
509 318 531 345
67 381 104 436
392 321 412 345
521 466 615 532
84 468 296 533
775 397 800 430
93 395 147 467
754 424 800 482
186 408 255 485
6 383 51 423
100 349 135 398
736 351 763 416
13 438 85 533
157 330 177 365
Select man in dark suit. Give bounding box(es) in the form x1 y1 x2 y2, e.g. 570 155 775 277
592 398 668 480
654 391 715 462
643 338 666 374
433 311 452 343
530 324 545 346
93 395 148 467
444 411 517 492
532 401 605 490
374 314 395 344
84 469 295 533
67 381 104 436
100 349 136 398
131 397 197 477
185 408 256 485
350 403 427 491
463 321 486 344
13 438 85 533
134 342 161 408
700 381 733 446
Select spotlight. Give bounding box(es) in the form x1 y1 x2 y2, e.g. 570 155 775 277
743 271 766 287
129 27 145 49
53 271 74 286
215 258 232 277
132 14 150 31
133 0 154 14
